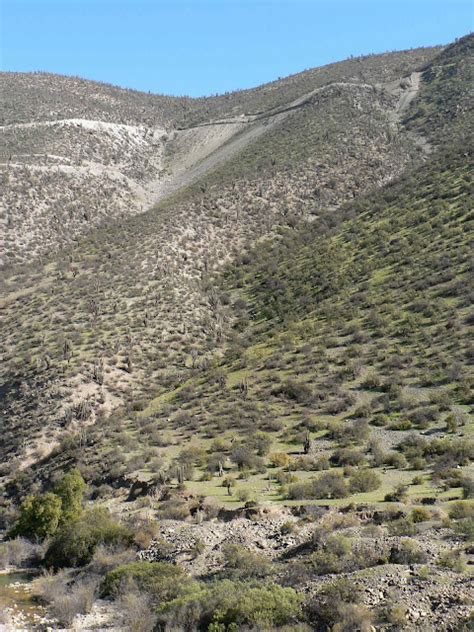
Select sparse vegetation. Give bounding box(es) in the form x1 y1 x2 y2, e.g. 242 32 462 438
0 33 472 632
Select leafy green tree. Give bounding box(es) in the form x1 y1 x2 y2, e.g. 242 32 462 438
10 493 62 539
44 507 133 568
54 468 86 524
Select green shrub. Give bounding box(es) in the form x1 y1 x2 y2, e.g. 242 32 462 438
310 535 382 576
237 489 251 503
44 508 133 568
411 507 432 523
273 379 313 404
288 471 348 500
386 452 408 469
389 539 427 564
222 543 271 579
251 432 272 456
54 468 87 524
280 521 295 534
349 469 381 493
384 484 408 503
437 549 467 573
331 448 365 467
158 580 302 629
230 444 257 470
415 566 431 581
101 561 188 601
386 603 408 627
461 476 474 499
388 517 417 536
305 579 363 629
310 535 352 575
362 372 381 390
10 493 62 540
388 419 413 431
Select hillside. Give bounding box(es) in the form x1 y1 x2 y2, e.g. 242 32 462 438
1 47 439 127
1 57 435 469
0 45 439 266
0 34 473 632
403 34 473 144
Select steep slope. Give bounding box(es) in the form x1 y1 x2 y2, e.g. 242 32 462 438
0 36 473 632
0 37 471 495
403 32 473 144
31 142 470 503
132 148 472 632
0 119 170 266
0 75 429 477
0 45 439 266
3 140 472 632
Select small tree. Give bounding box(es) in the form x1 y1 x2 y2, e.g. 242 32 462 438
11 493 62 540
349 469 381 493
230 444 255 470
45 507 133 569
55 468 86 524
223 477 236 496
253 432 272 456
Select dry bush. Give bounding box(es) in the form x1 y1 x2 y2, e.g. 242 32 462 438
33 570 98 626
47 578 98 626
0 537 44 569
314 511 360 537
86 544 136 576
332 603 374 632
125 517 161 549
32 569 69 603
116 590 157 632
157 499 190 521
386 602 408 626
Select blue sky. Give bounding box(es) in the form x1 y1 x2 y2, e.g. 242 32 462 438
1 1 472 97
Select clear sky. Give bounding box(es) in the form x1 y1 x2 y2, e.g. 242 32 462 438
1 0 472 97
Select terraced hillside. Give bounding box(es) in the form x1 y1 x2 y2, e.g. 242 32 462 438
0 34 473 632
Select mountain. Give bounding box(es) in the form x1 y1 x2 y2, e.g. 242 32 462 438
1 43 440 465
0 34 473 632
0 45 438 266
